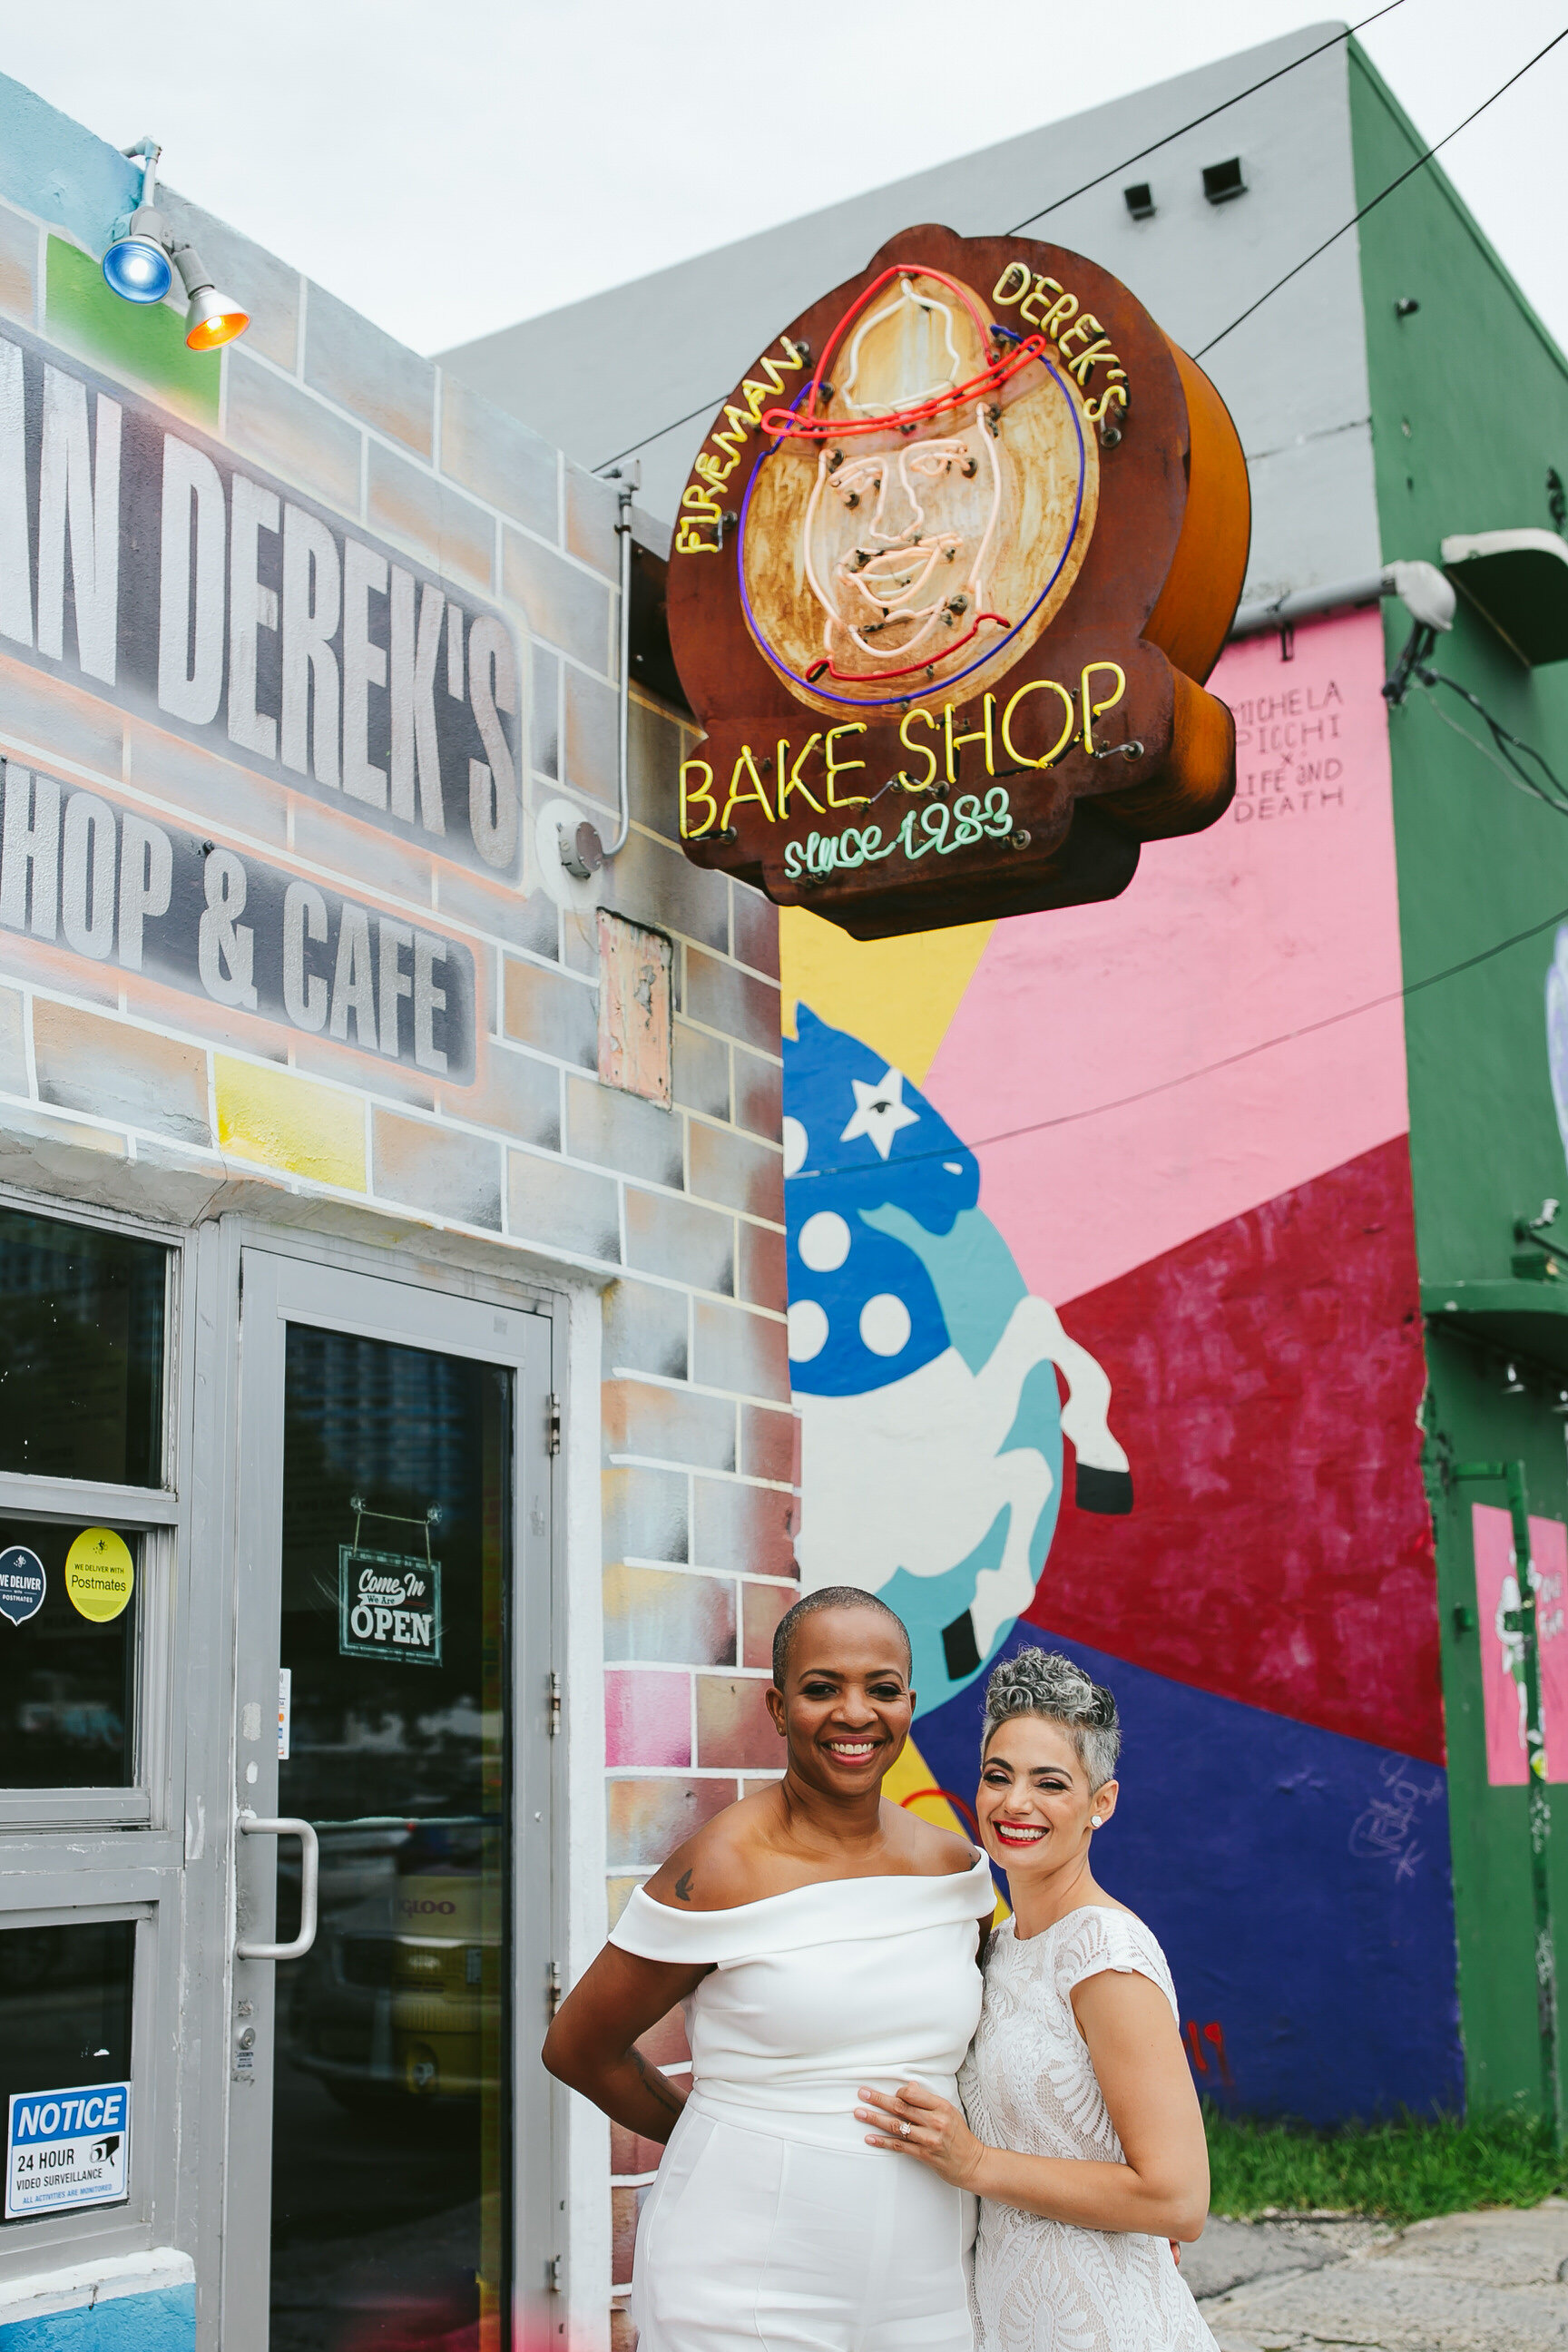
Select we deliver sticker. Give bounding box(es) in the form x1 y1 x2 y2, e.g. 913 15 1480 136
5 2082 131 2218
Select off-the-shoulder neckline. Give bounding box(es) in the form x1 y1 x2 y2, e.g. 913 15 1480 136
634 1845 990 1919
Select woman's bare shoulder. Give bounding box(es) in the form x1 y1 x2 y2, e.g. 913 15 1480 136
640 1788 783 1914
883 1803 978 1877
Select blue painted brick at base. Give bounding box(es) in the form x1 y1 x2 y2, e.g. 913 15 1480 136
0 2285 195 2352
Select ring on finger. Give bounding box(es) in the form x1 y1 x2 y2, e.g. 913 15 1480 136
899 2120 911 2138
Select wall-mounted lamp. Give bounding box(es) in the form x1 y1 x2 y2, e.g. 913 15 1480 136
1202 158 1247 205
103 140 250 352
1123 182 1156 221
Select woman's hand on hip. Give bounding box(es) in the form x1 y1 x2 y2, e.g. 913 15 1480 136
857 2082 989 2189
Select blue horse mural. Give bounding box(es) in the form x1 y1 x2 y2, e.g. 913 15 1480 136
783 1005 1132 1713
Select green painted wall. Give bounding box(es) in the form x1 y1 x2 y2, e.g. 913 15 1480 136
1351 41 1568 2115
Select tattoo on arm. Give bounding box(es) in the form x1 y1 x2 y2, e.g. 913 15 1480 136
629 2048 685 2122
674 1869 694 1903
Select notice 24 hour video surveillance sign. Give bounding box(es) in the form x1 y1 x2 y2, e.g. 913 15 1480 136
668 224 1251 938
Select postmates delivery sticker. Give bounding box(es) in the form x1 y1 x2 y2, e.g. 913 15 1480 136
64 1529 134 1623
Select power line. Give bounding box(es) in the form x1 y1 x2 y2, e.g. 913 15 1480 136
1005 4 1405 235
1196 25 1568 356
594 4 1406 475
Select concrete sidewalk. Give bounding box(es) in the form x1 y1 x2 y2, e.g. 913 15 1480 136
1184 2199 1568 2350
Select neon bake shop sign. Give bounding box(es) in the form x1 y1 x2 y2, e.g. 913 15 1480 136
667 225 1252 939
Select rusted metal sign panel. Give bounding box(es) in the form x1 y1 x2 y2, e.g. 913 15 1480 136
668 225 1250 938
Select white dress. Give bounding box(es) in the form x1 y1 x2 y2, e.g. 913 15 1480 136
610 1850 997 2352
959 1906 1219 2352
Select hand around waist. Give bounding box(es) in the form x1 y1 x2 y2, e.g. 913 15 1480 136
857 2083 987 2190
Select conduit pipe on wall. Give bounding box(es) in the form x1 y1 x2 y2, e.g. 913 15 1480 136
559 461 640 879
1229 561 1455 640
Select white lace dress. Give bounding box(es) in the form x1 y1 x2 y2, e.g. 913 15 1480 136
958 1906 1218 2352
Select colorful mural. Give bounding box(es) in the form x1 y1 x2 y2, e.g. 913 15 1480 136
782 607 1463 2123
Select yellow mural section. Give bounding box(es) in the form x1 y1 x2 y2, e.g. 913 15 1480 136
779 906 995 1083
215 1057 367 1191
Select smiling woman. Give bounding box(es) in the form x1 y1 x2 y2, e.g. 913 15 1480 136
542 1586 995 2352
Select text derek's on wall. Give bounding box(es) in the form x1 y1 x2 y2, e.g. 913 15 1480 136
0 322 524 882
668 223 1252 940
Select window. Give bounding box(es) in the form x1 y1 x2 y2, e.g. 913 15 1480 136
0 1919 135 2227
0 1208 168 1488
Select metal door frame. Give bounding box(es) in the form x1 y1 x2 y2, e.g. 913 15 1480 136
203 1224 562 2352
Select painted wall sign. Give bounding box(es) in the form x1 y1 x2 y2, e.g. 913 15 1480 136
0 1544 44 1625
64 1527 134 1622
670 225 1250 937
0 760 476 1080
5 2082 130 2219
338 1547 443 1665
0 323 524 881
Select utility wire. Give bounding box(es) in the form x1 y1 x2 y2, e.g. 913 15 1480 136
1196 25 1568 355
595 3 1406 474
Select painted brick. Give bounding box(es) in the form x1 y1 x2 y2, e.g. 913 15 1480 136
438 370 558 540
606 1876 642 1932
565 664 619 814
290 1030 430 1108
624 1186 734 1298
565 463 620 579
612 2182 647 2282
604 1279 689 1382
603 1467 689 1566
685 947 780 1055
305 280 435 458
0 932 114 1014
216 1056 366 1190
693 1476 797 1580
0 204 36 327
504 956 597 1068
0 652 122 778
636 2006 691 2068
508 1146 619 1259
742 1578 796 1671
693 1298 790 1402
605 824 730 956
0 1101 126 1161
611 2119 669 2177
125 717 289 848
604 1377 736 1475
568 1073 683 1190
562 906 599 980
442 1042 558 1150
697 1674 781 1770
605 1668 691 1769
672 1021 730 1121
739 1217 788 1311
734 1047 782 1142
289 798 436 911
368 441 495 597
690 1119 784 1221
612 2302 639 2352
504 530 612 674
603 1565 735 1667
607 1775 734 1870
47 237 218 430
732 879 781 981
33 1002 210 1148
160 192 299 372
373 1110 503 1230
430 867 559 961
740 1403 796 1485
224 351 363 515
534 643 561 779
632 697 694 845
0 985 24 1095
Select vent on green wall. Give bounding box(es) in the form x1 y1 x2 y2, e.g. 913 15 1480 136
44 235 219 427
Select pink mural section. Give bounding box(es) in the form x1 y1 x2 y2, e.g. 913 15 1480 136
923 608 1408 1308
1472 1505 1568 1784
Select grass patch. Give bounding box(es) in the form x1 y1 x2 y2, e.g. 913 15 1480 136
1204 2105 1565 2223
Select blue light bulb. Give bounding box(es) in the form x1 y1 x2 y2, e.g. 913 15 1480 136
103 234 173 305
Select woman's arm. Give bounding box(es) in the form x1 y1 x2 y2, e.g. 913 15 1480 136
543 1944 710 2144
858 1969 1210 2241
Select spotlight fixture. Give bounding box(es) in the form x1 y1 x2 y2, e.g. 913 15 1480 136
102 142 172 305
1553 1388 1568 1417
171 242 250 351
1503 1361 1526 1396
101 140 250 353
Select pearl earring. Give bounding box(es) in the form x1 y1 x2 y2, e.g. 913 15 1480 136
1090 1817 1102 1828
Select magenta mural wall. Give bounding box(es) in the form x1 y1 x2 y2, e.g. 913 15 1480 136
783 606 1462 2122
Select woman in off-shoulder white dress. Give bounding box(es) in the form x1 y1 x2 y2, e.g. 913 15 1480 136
544 1585 995 2352
860 1650 1219 2352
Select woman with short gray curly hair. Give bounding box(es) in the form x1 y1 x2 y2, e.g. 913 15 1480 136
858 1646 1218 2350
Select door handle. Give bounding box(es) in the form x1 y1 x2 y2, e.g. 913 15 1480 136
236 1811 319 1960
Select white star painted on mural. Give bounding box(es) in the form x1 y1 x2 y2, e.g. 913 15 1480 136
839 1068 920 1160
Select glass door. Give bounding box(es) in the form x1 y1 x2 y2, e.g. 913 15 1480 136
222 1253 555 2352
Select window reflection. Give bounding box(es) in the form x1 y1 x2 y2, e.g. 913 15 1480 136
0 1918 133 2228
0 1518 139 1788
0 1209 167 1488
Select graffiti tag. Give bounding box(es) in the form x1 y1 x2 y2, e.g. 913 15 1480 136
1348 1753 1443 1882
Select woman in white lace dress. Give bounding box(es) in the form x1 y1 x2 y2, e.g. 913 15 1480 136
858 1649 1218 2352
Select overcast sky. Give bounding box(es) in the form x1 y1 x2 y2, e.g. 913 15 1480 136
5 1 1566 358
